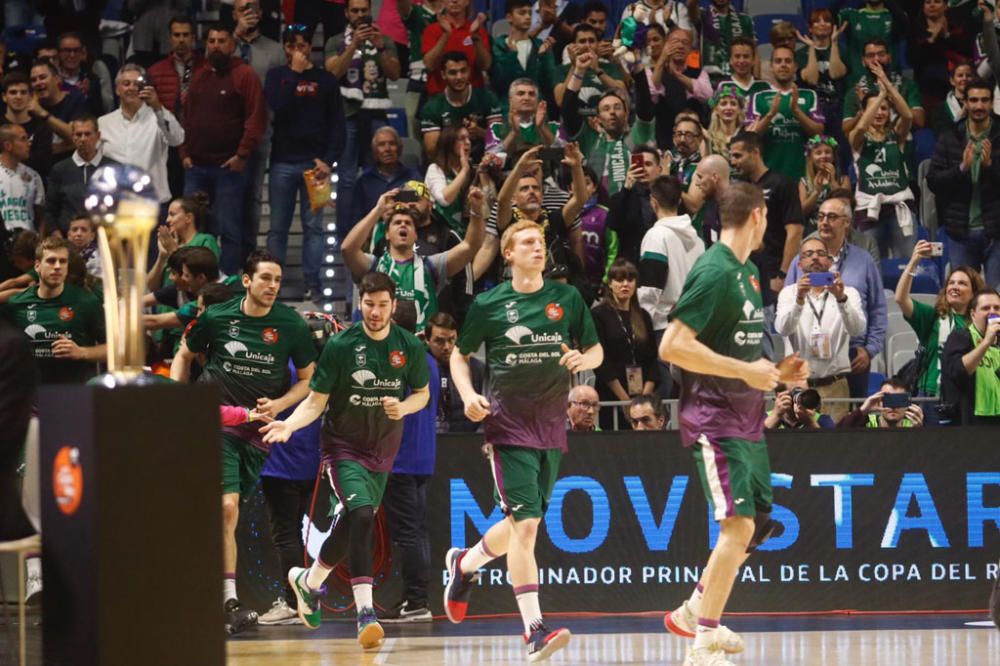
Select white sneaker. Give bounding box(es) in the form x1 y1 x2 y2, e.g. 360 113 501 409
258 597 300 625
665 602 744 654
25 571 42 605
684 646 737 666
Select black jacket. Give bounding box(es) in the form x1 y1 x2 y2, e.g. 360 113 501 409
607 183 656 266
941 325 1000 426
926 114 1000 240
46 153 120 234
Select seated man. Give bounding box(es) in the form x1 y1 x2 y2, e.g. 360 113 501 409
765 387 835 429
628 394 665 430
567 384 600 432
836 378 924 428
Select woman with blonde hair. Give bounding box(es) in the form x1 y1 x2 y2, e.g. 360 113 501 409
799 135 851 234
705 84 745 161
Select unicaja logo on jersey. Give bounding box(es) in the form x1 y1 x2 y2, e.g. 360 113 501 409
545 303 564 321
24 324 47 339
224 341 249 356
352 369 377 387
59 306 74 322
504 326 563 345
261 327 279 344
389 350 406 368
505 325 533 344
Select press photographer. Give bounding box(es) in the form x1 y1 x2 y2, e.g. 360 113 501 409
765 387 835 430
942 288 1000 426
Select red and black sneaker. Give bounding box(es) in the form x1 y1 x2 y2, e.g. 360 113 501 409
443 547 479 623
524 622 571 662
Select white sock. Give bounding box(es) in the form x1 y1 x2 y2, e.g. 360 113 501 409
693 620 719 650
687 583 704 617
305 560 333 591
26 557 41 578
459 540 499 575
352 579 373 611
223 576 237 604
514 586 543 633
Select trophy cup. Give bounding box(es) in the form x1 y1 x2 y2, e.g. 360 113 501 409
84 164 160 384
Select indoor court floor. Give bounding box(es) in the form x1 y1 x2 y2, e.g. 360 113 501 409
226 613 1000 666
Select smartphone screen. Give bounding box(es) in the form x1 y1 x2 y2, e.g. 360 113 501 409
631 154 645 170
808 271 835 287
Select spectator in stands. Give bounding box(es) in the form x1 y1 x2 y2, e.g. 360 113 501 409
553 23 627 108
895 241 983 414
714 36 770 100
99 64 185 227
65 214 100 279
55 32 107 116
838 0 908 86
776 237 866 421
0 231 38 294
0 124 46 236
567 384 601 432
562 52 655 197
149 193 222 290
398 0 444 137
491 0 558 107
44 116 118 235
785 191 887 398
797 10 848 145
486 78 559 168
931 59 974 134
420 52 502 157
907 0 977 114
941 287 1000 425
577 166 614 289
424 311 483 432
29 61 79 159
758 19 798 83
342 187 487 328
747 46 824 181
667 116 704 196
2 72 55 181
182 25 267 276
421 0 490 97
837 378 925 427
649 28 712 122
799 135 851 236
849 84 916 260
973 4 1000 95
326 0 402 239
351 127 421 236
628 394 666 430
843 39 925 134
765 387 836 429
729 131 803 313
607 145 662 265
426 125 478 234
705 85 746 164
686 154 731 245
265 24 344 303
927 78 1000 288
145 246 226 315
593 258 658 427
697 0 754 87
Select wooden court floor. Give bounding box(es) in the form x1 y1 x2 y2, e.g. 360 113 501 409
227 614 1000 666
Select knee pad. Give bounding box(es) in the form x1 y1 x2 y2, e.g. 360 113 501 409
745 513 782 553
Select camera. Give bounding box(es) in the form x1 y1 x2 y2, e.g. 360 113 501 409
790 388 821 411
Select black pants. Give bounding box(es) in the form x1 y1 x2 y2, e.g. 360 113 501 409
382 473 430 608
261 476 314 607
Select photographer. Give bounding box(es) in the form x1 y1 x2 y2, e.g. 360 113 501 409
941 288 1000 426
776 237 866 421
837 378 924 428
765 387 835 430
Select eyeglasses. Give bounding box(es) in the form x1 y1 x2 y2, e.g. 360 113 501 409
672 131 699 139
801 249 829 258
815 212 847 222
571 400 599 409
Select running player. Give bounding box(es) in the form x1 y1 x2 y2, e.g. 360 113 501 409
659 182 809 665
260 271 430 649
447 220 603 662
171 250 316 634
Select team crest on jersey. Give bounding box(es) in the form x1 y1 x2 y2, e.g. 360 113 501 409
389 350 406 368
545 303 563 321
229 325 240 338
505 301 519 323
261 327 279 344
27 309 37 322
748 274 760 293
356 352 367 366
58 307 74 322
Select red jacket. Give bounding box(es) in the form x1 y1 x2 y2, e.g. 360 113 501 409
180 57 268 167
148 53 209 115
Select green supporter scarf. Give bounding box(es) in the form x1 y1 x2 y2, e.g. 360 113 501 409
967 118 992 224
375 251 437 328
968 323 1000 417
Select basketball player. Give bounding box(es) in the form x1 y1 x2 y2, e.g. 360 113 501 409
659 182 809 665
447 220 603 662
260 272 430 649
171 250 317 634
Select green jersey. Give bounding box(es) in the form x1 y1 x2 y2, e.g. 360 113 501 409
668 243 765 447
310 323 429 472
574 120 657 196
401 3 437 82
747 88 823 180
456 279 599 451
714 76 772 100
904 300 967 397
843 71 923 118
3 283 104 385
839 7 896 84
183 297 315 449
187 232 221 259
419 87 503 137
490 36 558 111
855 130 909 195
701 6 755 78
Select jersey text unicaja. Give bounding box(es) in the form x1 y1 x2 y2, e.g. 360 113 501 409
456 280 599 451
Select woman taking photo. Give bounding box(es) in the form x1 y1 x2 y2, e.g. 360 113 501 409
591 259 658 429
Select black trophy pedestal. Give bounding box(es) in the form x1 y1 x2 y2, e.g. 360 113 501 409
39 383 224 666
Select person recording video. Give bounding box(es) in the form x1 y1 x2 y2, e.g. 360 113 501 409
765 386 835 430
836 378 924 428
941 288 1000 426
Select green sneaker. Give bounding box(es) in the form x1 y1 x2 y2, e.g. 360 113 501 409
287 567 322 630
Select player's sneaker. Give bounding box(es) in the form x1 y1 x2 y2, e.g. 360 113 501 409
381 600 433 623
665 602 744 653
357 607 384 649
683 646 737 665
224 598 258 635
443 547 479 623
258 597 300 625
287 567 323 630
524 622 571 662
24 571 42 605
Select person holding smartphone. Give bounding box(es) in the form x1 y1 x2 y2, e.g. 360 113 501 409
941 288 1000 425
836 378 924 427
776 237 866 421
